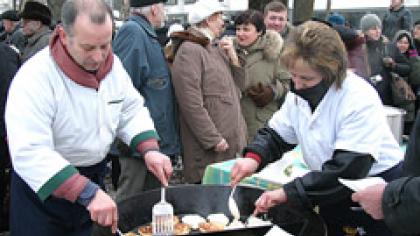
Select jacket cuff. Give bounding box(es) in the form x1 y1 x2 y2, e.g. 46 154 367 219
37 165 78 201
136 138 160 156
130 130 159 153
244 152 262 164
382 177 411 234
52 173 89 202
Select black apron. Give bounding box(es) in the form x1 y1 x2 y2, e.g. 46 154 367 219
10 160 107 236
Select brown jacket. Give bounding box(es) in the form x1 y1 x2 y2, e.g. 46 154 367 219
171 28 247 183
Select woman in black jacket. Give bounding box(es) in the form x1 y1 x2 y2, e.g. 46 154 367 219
230 21 402 236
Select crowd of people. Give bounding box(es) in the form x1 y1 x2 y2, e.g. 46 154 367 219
0 0 420 235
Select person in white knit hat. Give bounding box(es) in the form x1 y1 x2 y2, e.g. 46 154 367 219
168 0 247 184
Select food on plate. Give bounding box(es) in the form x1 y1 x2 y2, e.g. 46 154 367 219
207 213 230 226
181 214 206 230
198 222 225 233
226 219 245 230
138 225 152 236
246 215 272 227
174 222 191 235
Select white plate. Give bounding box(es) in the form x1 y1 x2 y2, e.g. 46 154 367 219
264 225 294 236
338 177 386 192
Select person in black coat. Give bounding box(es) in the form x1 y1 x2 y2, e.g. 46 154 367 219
0 42 20 231
352 113 420 236
362 14 412 108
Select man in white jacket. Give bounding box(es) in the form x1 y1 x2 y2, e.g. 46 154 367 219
5 0 172 235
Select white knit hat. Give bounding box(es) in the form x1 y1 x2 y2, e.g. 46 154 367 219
167 23 184 37
188 0 225 24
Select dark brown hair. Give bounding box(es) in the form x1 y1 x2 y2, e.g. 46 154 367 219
234 10 266 34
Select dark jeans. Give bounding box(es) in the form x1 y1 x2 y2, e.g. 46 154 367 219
10 160 107 236
0 137 10 231
320 162 402 236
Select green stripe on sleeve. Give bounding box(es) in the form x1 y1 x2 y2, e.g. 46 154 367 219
37 165 78 201
129 130 160 152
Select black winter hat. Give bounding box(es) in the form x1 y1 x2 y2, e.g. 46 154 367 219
19 1 52 26
130 0 167 7
1 10 19 21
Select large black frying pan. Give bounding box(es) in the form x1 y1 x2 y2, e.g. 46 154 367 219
116 184 326 236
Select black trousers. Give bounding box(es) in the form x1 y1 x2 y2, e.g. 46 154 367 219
10 160 108 236
0 137 10 231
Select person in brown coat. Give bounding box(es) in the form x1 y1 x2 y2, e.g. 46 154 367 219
170 0 247 184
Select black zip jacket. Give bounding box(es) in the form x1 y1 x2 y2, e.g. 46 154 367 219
382 115 420 236
244 127 375 209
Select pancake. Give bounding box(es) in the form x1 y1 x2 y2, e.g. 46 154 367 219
198 222 225 233
137 225 152 236
174 222 191 235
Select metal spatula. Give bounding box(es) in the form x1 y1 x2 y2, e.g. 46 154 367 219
152 187 174 235
228 185 240 221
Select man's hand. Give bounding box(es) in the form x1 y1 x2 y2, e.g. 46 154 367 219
230 158 259 186
144 151 173 186
351 183 387 220
214 138 229 152
253 188 287 215
87 189 118 233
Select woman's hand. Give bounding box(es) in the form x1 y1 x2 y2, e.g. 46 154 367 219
230 158 259 186
219 36 240 67
215 138 229 152
253 188 287 215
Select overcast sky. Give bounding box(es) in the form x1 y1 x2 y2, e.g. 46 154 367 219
310 0 419 10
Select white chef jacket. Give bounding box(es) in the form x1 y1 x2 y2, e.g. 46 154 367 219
5 48 157 200
269 71 402 175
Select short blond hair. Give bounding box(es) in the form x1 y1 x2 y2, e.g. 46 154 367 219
280 21 348 88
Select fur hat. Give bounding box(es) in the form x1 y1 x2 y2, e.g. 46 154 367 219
188 0 225 25
1 10 19 21
129 0 167 7
19 1 51 26
327 13 345 26
360 14 381 33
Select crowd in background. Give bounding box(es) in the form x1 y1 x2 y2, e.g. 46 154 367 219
1 0 420 235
